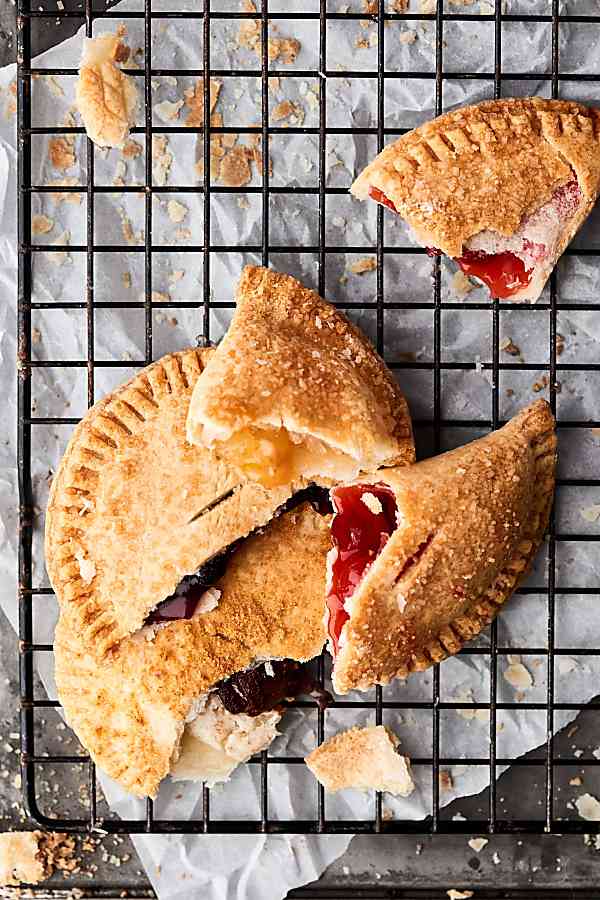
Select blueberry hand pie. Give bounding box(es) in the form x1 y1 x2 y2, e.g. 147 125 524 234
352 98 600 302
55 501 330 797
186 265 415 487
325 400 556 694
45 348 308 658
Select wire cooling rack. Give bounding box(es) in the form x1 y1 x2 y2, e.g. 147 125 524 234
16 0 600 836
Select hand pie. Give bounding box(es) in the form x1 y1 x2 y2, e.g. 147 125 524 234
325 400 556 694
45 348 308 658
186 265 415 488
76 34 139 148
305 725 414 796
351 98 600 302
54 501 330 798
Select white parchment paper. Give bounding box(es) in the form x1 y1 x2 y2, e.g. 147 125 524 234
0 1 600 897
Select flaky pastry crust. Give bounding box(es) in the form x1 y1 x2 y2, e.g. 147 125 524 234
305 725 414 795
54 503 330 798
187 265 415 478
76 34 139 148
351 97 600 259
45 348 304 658
332 400 556 694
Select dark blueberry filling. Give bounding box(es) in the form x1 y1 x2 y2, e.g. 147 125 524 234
144 485 332 624
216 659 331 717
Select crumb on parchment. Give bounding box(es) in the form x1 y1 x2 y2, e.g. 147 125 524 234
348 257 377 275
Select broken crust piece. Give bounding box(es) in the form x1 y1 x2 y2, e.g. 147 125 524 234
45 348 307 659
329 400 556 694
351 97 600 302
0 832 74 887
54 502 330 798
76 34 139 148
305 725 414 795
186 265 415 489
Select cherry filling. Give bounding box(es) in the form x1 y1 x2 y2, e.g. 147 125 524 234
455 250 533 299
217 660 331 717
326 483 398 654
368 185 398 213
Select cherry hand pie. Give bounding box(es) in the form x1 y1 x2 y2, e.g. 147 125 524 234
54 501 330 798
351 98 600 302
45 348 310 658
186 265 415 488
325 400 556 694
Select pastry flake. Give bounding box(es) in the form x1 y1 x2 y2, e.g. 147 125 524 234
186 265 414 488
352 98 600 302
0 832 74 887
76 34 139 148
54 502 330 797
305 725 414 795
45 348 306 658
327 400 556 693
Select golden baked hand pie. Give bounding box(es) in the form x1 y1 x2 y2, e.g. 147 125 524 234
54 502 330 798
45 348 308 658
352 98 600 302
186 265 415 488
76 34 139 148
324 400 556 694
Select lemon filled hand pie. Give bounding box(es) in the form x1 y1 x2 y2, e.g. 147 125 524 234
323 401 556 694
352 98 600 302
186 265 415 488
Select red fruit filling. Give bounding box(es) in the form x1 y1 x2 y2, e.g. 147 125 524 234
455 250 533 299
368 185 398 213
327 483 397 654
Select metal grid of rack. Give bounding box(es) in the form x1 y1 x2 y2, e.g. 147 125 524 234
16 0 600 835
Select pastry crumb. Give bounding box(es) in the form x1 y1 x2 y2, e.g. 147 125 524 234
154 98 184 122
184 78 221 129
272 99 300 122
360 492 383 515
169 269 185 285
348 257 377 275
447 892 474 900
167 199 188 224
468 837 488 853
219 146 252 187
121 271 132 289
122 138 143 159
503 661 533 691
48 136 76 171
532 375 549 393
570 776 583 786
500 337 521 356
32 214 54 236
581 504 600 523
399 28 417 44
439 770 453 792
420 0 437 11
576 793 600 822
74 547 96 584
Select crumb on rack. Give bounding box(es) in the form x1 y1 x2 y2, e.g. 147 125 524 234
503 661 533 692
500 337 521 356
576 793 600 822
154 98 184 123
451 270 474 297
167 199 188 224
468 837 488 853
32 215 54 236
532 375 549 393
152 135 173 186
348 257 377 275
439 770 453 792
48 136 76 171
183 78 221 129
122 139 143 159
219 145 252 187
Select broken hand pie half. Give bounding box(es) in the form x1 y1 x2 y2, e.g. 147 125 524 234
45 348 310 658
325 400 556 694
352 98 600 302
186 265 415 488
76 34 139 148
55 501 330 798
